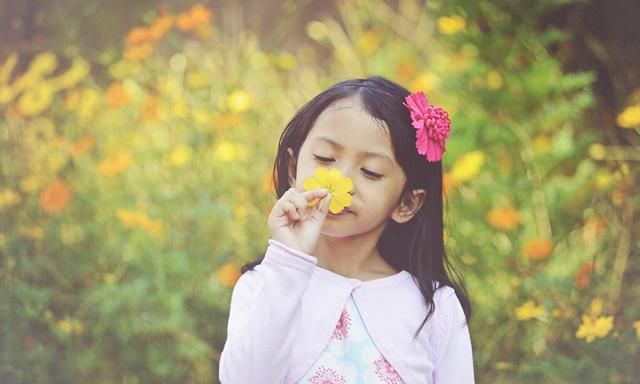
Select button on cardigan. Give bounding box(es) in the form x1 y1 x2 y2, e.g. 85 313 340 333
218 239 475 384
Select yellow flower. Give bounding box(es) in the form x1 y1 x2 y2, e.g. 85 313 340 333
576 315 614 343
0 53 18 85
98 153 134 177
486 70 503 90
588 298 604 317
16 82 55 116
633 320 640 340
357 30 382 56
450 151 486 183
515 300 545 321
410 72 440 94
616 105 640 128
116 208 162 238
28 52 58 77
226 90 251 113
303 167 353 214
167 145 192 167
437 15 466 35
0 189 22 212
213 140 245 162
185 70 211 89
49 58 90 90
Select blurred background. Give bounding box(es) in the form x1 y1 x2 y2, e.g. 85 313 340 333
0 0 638 383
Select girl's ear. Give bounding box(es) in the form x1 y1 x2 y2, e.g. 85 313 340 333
391 189 426 224
287 147 297 186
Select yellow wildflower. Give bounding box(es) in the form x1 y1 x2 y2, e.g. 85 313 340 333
98 153 134 177
410 72 439 94
450 151 486 183
226 90 252 113
633 320 640 340
438 15 466 35
0 53 18 85
49 58 90 90
576 315 614 343
16 83 55 116
213 140 245 162
588 298 604 317
167 145 192 167
357 30 382 56
588 143 606 160
28 52 58 77
303 167 353 214
185 70 211 89
116 208 162 238
486 70 503 90
515 300 546 321
0 189 22 212
616 105 640 128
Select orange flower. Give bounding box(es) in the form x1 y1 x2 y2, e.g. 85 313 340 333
40 179 71 214
106 82 131 108
217 263 241 288
98 153 134 177
486 206 521 231
139 94 161 122
70 136 95 158
523 238 553 261
575 261 594 289
176 4 213 32
148 12 174 40
125 26 153 46
124 43 153 61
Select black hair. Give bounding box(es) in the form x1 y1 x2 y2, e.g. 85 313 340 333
241 76 471 338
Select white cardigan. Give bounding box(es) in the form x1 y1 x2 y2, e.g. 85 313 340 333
219 239 475 384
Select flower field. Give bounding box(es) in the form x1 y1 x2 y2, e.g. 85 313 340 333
1 1 638 383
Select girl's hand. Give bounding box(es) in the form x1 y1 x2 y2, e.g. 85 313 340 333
267 187 332 255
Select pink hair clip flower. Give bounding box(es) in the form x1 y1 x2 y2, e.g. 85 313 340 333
403 91 451 162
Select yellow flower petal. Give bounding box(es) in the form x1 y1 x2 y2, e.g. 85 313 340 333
303 167 353 213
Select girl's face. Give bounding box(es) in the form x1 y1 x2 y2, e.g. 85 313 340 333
288 95 414 238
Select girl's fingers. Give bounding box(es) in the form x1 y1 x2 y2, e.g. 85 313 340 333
301 189 329 202
279 201 299 220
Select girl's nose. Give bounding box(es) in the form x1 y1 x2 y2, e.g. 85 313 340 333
339 165 356 195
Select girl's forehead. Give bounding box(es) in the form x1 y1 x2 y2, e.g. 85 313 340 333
304 97 396 161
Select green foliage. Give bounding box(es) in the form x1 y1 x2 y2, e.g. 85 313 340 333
0 1 637 383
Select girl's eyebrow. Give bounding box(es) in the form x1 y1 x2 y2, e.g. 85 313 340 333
311 136 393 164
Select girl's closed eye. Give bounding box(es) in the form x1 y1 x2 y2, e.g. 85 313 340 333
313 155 383 180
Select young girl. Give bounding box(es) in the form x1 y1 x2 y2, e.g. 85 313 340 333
219 76 474 383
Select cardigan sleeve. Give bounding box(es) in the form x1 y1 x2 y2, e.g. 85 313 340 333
218 239 318 384
432 288 475 384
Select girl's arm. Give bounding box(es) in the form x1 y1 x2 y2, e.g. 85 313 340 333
432 289 475 383
218 239 317 384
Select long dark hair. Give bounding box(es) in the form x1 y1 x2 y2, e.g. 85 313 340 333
241 76 471 338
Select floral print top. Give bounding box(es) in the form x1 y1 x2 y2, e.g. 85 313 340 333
296 294 405 384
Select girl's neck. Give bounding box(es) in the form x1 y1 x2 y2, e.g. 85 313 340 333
312 230 397 280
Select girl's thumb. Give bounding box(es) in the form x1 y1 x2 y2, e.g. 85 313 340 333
318 193 332 213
